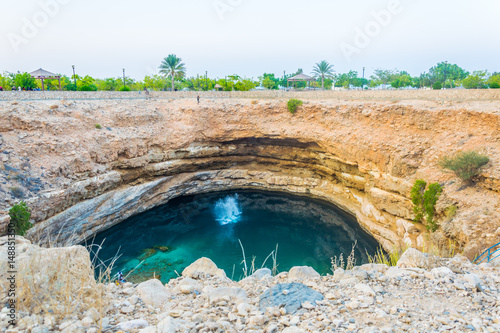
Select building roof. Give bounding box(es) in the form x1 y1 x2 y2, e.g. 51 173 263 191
29 68 60 78
287 73 315 81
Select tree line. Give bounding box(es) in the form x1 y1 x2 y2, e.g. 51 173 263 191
1 56 499 91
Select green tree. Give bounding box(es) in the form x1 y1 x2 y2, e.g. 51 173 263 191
432 81 442 90
9 201 32 236
14 72 37 90
334 71 359 89
391 73 412 89
462 71 488 89
429 62 469 88
312 60 335 90
76 75 98 91
159 54 186 91
410 180 442 232
260 73 279 90
370 69 399 88
488 73 500 88
0 72 15 90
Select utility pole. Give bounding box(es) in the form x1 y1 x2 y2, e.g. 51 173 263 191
122 68 126 87
205 71 208 91
72 65 76 90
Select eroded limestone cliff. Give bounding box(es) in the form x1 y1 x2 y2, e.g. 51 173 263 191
0 96 499 256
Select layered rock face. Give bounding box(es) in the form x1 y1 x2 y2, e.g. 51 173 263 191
0 97 499 254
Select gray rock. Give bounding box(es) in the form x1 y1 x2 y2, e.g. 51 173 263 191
259 283 323 314
251 268 272 280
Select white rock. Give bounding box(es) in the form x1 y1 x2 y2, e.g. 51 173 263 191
140 317 182 333
248 315 269 327
354 283 376 296
180 284 194 294
430 267 454 279
120 305 135 314
117 319 149 331
288 266 320 280
290 316 300 325
397 248 440 269
137 279 170 307
464 273 483 288
182 257 226 279
301 301 315 309
81 317 94 327
346 301 360 310
282 327 306 333
209 287 248 304
237 302 251 316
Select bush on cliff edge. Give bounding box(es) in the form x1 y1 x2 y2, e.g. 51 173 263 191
439 150 489 184
9 200 32 236
287 99 303 114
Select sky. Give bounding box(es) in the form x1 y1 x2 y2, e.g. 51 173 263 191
1 0 499 80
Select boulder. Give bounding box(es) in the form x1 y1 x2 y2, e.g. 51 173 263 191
288 266 320 281
259 283 323 314
182 257 226 279
250 268 272 280
0 236 97 314
137 279 170 307
397 248 440 269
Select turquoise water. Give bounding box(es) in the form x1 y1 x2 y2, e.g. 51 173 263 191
87 190 379 283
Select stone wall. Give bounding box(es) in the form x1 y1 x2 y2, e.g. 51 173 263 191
1 89 499 101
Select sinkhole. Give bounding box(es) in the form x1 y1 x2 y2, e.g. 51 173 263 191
87 190 380 283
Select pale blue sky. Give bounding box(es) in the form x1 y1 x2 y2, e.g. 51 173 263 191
1 0 499 79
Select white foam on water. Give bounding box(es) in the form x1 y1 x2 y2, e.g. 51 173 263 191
213 194 242 225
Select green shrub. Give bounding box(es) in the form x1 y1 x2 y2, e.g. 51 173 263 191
287 99 303 114
95 124 102 129
490 82 500 89
432 81 442 90
9 201 32 236
439 151 489 184
119 86 131 91
411 180 442 232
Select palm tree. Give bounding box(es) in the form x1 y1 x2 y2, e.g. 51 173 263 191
159 54 186 91
312 60 335 90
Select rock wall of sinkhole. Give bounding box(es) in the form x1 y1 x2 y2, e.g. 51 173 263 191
1 96 499 256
